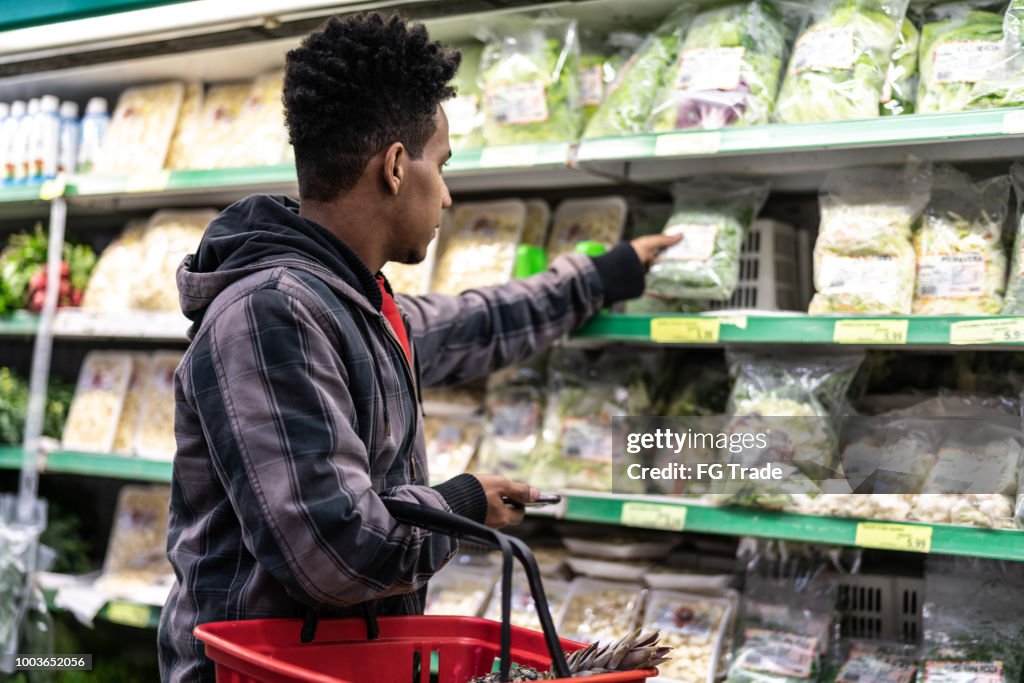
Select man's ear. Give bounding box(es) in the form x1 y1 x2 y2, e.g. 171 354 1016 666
382 142 406 196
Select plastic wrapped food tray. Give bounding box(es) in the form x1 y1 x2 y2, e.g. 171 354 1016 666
61 352 133 454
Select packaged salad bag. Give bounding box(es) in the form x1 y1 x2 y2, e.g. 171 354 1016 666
881 16 920 115
1001 161 1024 313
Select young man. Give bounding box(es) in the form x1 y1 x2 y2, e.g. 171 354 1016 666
157 11 677 682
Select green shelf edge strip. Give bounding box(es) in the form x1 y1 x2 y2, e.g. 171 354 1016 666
0 0 188 32
575 313 1024 346
564 495 1024 562
0 311 40 335
45 451 173 482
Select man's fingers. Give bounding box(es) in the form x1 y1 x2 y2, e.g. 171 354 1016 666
501 481 536 505
504 506 526 527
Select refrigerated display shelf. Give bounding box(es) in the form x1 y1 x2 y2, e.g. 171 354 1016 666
0 448 173 482
0 311 39 336
44 590 162 630
0 0 186 32
574 313 1024 348
0 446 23 469
52 309 189 341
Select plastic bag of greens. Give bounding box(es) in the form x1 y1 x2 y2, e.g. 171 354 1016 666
920 556 1024 682
912 166 1009 315
916 1 1021 114
725 350 864 507
0 496 47 673
577 31 641 130
530 347 657 492
478 15 581 146
476 361 546 481
646 178 769 301
774 0 910 123
830 641 918 682
649 0 788 132
809 162 931 315
443 41 485 151
582 9 691 138
1002 162 1024 313
880 16 920 115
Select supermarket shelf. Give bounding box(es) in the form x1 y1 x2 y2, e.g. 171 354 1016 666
561 493 1024 562
577 108 1024 188
52 309 189 342
0 0 186 32
43 589 161 629
0 311 39 336
45 451 173 482
574 312 1024 348
0 446 24 470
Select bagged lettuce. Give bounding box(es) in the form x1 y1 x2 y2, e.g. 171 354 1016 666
809 163 931 314
577 31 639 130
881 17 920 114
912 166 1009 315
1003 162 1024 313
646 178 769 301
916 1 1024 114
479 15 581 145
649 0 788 131
443 41 485 151
774 0 909 123
582 11 690 138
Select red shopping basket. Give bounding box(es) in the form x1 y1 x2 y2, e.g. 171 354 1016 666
194 500 660 683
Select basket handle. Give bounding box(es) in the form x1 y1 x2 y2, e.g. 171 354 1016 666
384 499 572 680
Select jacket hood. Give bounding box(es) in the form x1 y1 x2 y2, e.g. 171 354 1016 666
178 195 384 328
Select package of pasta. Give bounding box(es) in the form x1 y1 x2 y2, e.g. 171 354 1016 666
478 14 581 146
809 163 931 314
384 231 437 296
96 485 173 591
521 199 551 248
92 81 185 176
912 165 1009 315
164 82 204 170
649 0 789 132
222 70 289 167
186 82 252 169
431 200 526 295
546 196 628 261
80 220 148 312
112 353 152 456
131 209 213 312
646 178 769 301
61 352 133 454
134 351 181 460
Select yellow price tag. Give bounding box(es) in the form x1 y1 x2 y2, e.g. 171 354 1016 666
650 318 720 344
949 319 1024 345
654 132 721 157
620 502 687 532
855 522 932 553
832 319 908 345
38 177 66 200
105 601 153 628
125 171 170 194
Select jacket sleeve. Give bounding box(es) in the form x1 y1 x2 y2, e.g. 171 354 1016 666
399 250 639 387
189 285 456 609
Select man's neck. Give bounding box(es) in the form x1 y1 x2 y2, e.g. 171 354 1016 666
300 194 387 274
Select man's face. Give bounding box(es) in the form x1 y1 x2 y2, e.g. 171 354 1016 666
390 105 453 265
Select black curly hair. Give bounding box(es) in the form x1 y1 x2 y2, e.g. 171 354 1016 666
284 12 461 202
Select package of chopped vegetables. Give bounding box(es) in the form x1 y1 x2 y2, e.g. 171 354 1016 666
546 196 628 261
649 0 789 132
774 0 910 123
92 81 185 176
578 31 642 130
1002 162 1024 313
131 209 213 311
443 42 486 151
921 556 1024 682
478 15 581 145
424 563 499 617
424 416 482 485
61 352 133 454
95 485 173 592
832 641 918 682
647 178 769 301
912 165 1009 315
558 578 646 645
642 589 732 683
880 17 920 115
530 347 656 492
477 362 546 481
185 81 252 169
112 353 152 456
134 351 181 460
164 81 203 170
431 200 525 295
582 8 691 138
483 572 571 631
809 163 931 315
916 0 1024 114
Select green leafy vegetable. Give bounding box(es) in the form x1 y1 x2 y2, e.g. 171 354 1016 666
650 0 787 131
1003 162 1024 313
774 0 908 123
646 178 769 300
881 16 919 114
444 42 485 151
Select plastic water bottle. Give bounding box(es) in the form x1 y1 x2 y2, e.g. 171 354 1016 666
14 98 39 184
33 95 61 181
2 101 24 186
58 101 80 177
77 97 109 174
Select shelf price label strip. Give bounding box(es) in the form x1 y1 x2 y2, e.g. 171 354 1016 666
855 521 933 553
104 601 153 628
620 502 687 531
650 317 721 344
833 319 908 345
949 318 1024 345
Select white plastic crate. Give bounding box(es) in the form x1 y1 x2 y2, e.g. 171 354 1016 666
704 219 809 312
837 573 924 643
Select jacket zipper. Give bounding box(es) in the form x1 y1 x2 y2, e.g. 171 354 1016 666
378 314 421 482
